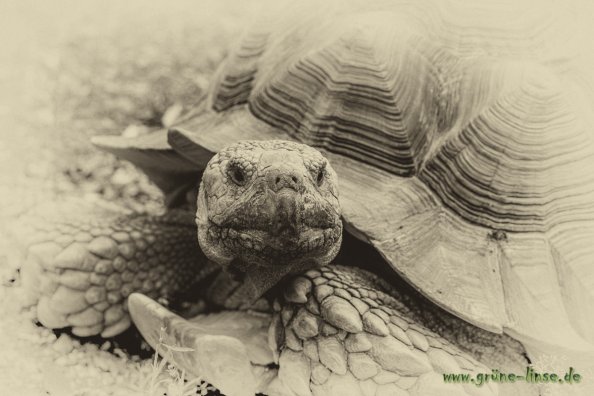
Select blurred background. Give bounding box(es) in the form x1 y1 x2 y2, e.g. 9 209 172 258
0 0 273 213
0 1 270 394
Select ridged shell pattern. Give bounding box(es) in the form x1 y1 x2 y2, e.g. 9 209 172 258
203 0 594 348
212 0 594 233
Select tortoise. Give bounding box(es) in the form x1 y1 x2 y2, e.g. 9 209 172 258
11 0 594 395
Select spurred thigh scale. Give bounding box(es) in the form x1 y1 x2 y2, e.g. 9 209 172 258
270 265 533 396
11 201 215 338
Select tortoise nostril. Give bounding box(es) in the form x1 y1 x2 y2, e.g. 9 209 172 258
269 170 302 192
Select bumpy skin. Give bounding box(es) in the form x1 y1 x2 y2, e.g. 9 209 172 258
12 202 215 337
130 263 530 395
272 265 531 396
197 140 343 302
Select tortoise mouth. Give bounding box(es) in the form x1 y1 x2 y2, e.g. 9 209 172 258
205 220 342 264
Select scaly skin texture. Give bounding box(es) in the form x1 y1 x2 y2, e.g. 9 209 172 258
196 140 343 302
12 201 215 337
272 265 531 396
275 266 486 395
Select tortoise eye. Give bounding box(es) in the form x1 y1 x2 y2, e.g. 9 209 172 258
228 164 247 186
316 165 325 186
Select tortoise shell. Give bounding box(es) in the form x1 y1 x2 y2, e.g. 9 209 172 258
96 0 594 352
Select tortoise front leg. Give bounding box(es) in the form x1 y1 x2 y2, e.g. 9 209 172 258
128 264 536 396
274 265 535 396
10 200 216 338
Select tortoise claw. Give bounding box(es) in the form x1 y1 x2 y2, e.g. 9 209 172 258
128 293 277 396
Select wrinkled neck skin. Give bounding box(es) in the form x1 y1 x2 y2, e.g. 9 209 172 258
196 140 343 307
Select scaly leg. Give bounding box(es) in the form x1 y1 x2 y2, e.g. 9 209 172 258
274 265 535 396
130 264 536 396
10 200 216 338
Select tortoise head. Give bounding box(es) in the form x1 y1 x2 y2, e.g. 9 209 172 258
196 140 342 297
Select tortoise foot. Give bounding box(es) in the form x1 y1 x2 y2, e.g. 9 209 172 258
10 200 210 338
273 265 500 396
132 265 517 396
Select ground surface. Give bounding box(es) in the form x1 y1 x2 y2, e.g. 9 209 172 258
0 1 269 394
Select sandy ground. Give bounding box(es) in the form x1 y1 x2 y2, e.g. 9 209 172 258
0 1 267 394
